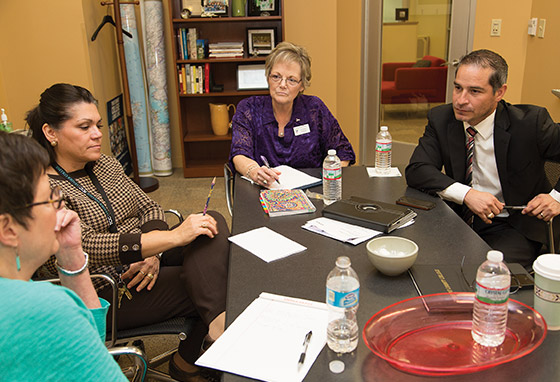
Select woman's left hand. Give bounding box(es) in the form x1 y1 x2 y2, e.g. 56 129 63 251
122 256 160 292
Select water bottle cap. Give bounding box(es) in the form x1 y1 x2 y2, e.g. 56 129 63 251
335 256 351 268
328 149 336 156
487 250 503 263
1 109 7 123
380 126 388 131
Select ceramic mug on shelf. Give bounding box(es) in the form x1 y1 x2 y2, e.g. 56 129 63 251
209 103 236 136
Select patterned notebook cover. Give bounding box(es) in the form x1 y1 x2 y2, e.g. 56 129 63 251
259 189 317 217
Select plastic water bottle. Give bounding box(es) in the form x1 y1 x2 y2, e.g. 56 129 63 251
323 149 342 205
326 256 359 353
375 126 392 175
471 250 510 347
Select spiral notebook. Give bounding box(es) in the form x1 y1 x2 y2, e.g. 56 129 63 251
260 189 317 217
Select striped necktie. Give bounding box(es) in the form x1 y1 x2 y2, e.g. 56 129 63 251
463 126 478 224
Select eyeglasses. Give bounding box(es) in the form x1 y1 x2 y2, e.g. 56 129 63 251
17 186 64 210
268 74 302 87
460 256 520 295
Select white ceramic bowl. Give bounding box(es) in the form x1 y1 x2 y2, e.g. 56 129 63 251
366 236 418 276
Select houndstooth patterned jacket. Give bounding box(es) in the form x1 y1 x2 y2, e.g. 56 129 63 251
37 154 168 289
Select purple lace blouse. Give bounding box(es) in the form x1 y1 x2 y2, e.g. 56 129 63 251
229 94 356 170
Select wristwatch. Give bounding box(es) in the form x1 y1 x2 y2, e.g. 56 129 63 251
155 252 163 261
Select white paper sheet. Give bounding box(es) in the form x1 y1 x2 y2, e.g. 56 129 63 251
302 217 382 245
366 167 402 177
269 165 322 190
196 292 328 382
228 227 307 262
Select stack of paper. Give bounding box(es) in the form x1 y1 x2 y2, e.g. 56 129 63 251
302 217 382 245
228 227 306 262
196 292 328 382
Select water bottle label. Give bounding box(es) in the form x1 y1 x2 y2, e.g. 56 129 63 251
375 142 392 152
323 168 342 180
326 287 359 308
475 282 509 304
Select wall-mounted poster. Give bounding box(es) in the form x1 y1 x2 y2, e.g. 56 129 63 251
107 94 133 175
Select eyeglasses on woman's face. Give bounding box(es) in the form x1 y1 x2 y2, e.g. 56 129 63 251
268 74 302 87
17 186 64 210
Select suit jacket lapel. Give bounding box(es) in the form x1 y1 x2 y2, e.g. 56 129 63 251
448 119 466 182
493 102 511 194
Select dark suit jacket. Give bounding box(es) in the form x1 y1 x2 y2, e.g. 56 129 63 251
406 100 560 244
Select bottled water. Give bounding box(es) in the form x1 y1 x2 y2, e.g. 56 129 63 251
471 250 510 347
323 149 342 205
375 126 392 175
326 256 359 353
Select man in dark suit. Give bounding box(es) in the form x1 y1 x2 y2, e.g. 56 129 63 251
406 49 560 266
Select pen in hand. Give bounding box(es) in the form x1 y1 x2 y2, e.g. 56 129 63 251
298 331 313 368
260 155 280 184
202 177 217 216
504 205 527 210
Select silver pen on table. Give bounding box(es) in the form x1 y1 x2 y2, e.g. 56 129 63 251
298 331 313 368
260 155 280 184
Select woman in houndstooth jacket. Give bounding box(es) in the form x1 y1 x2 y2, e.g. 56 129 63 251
28 83 228 382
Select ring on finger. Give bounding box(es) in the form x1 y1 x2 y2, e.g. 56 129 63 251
201 223 207 229
146 273 154 280
540 212 545 218
487 212 495 219
139 270 146 276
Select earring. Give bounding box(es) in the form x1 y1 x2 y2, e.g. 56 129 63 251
50 140 58 147
15 247 21 272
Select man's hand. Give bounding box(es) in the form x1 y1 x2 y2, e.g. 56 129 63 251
463 189 504 224
523 194 560 222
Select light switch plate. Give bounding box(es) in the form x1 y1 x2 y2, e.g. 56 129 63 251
538 19 546 38
528 17 538 36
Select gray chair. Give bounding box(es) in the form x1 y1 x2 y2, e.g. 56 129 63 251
224 163 234 216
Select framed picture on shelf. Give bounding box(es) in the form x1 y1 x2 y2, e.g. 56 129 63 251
248 0 279 16
395 8 409 22
247 28 276 56
237 64 269 90
202 0 228 15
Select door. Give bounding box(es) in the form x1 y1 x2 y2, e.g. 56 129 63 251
360 0 476 165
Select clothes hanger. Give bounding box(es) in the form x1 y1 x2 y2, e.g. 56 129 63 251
91 12 133 41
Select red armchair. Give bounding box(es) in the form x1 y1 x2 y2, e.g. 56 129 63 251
381 55 448 106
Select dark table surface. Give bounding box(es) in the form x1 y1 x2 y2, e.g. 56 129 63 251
224 166 558 381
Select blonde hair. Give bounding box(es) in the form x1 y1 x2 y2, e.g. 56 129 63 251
265 42 311 89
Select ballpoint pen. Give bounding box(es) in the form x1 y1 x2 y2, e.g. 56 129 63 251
202 177 216 215
504 205 527 210
260 155 280 184
298 330 313 368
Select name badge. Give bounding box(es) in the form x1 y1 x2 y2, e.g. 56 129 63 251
294 124 310 136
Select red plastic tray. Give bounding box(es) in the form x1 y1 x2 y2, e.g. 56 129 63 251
363 292 547 376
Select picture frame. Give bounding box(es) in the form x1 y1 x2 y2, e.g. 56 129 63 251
237 64 269 90
247 0 280 17
395 8 409 22
202 0 228 15
247 28 276 56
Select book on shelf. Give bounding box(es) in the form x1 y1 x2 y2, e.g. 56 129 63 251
197 39 208 59
209 41 244 58
259 189 317 217
177 63 213 94
188 28 198 60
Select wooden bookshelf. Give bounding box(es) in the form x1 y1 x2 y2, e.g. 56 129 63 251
168 0 285 177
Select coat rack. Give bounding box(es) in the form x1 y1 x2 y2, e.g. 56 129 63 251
100 0 159 192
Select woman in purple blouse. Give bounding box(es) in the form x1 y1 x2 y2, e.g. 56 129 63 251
229 41 356 187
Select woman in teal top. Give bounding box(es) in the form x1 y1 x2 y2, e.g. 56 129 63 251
0 132 126 381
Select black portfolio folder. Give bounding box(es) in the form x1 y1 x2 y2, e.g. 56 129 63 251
322 196 417 233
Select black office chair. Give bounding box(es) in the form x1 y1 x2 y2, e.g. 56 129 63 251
543 161 560 253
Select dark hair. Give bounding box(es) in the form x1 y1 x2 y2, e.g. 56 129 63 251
26 83 97 163
0 132 50 228
456 49 508 93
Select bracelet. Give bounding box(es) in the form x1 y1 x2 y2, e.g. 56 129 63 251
155 252 163 261
55 252 89 276
245 164 259 179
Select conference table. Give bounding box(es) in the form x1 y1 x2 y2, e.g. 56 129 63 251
224 166 559 382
